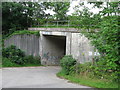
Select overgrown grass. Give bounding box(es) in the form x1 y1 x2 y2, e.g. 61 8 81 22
2 57 41 67
57 71 118 88
32 25 99 29
2 57 21 67
32 25 74 28
4 30 39 40
58 55 119 88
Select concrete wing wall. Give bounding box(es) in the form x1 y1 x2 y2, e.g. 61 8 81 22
71 33 95 63
4 34 40 56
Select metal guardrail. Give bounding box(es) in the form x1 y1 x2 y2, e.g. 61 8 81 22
31 20 98 28
33 20 70 27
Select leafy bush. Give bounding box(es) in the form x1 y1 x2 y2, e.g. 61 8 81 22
70 62 118 82
2 45 25 65
2 45 41 66
75 62 92 73
86 16 119 71
80 16 119 82
60 55 76 75
2 57 20 67
24 55 41 65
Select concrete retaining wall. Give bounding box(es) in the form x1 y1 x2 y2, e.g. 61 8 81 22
71 33 95 63
4 34 39 56
4 29 99 65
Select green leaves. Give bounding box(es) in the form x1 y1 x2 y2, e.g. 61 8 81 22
2 2 48 36
71 2 119 81
60 55 76 75
90 16 119 72
2 45 25 65
2 45 41 65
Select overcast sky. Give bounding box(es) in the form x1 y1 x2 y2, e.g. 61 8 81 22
45 1 103 15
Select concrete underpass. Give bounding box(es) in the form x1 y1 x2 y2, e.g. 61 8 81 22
4 28 97 66
41 35 66 65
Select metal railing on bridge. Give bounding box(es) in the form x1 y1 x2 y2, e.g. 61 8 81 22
31 20 98 28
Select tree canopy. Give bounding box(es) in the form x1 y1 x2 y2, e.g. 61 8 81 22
2 2 71 37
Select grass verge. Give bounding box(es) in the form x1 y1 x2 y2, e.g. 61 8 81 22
2 57 42 68
2 63 42 67
57 71 119 88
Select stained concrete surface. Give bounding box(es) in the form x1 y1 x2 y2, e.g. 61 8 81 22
4 35 39 56
41 35 66 65
2 66 91 88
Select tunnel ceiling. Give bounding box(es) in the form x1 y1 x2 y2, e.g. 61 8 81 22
43 35 66 40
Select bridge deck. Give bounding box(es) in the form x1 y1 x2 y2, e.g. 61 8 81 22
28 28 79 33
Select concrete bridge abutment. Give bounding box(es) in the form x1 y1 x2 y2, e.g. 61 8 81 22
4 28 99 66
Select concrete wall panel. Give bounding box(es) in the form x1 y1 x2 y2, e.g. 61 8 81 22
71 33 95 63
4 34 39 56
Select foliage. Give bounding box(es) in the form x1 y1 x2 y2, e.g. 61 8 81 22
69 2 102 30
86 16 119 72
89 2 119 16
60 55 118 87
24 55 41 65
60 55 76 75
57 71 118 88
2 57 41 67
2 2 70 37
2 57 21 67
2 2 49 37
43 2 70 21
4 30 39 39
69 2 119 82
2 45 25 65
58 60 119 88
75 62 119 82
2 45 41 66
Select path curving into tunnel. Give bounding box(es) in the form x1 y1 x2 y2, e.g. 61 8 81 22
2 66 91 88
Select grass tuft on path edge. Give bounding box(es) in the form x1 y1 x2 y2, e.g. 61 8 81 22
57 71 118 88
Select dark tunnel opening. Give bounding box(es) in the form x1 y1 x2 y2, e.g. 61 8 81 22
42 35 66 65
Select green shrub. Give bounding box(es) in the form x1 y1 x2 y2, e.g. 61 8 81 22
2 57 20 67
85 16 119 72
2 45 25 65
75 62 92 73
72 62 119 82
60 55 76 75
2 45 41 66
24 55 41 64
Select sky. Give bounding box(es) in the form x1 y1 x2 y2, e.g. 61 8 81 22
67 1 103 15
45 1 103 15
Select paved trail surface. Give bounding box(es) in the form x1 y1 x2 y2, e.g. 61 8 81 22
2 66 91 88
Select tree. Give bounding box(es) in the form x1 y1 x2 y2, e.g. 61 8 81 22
89 2 119 16
2 2 47 37
69 2 98 31
43 2 70 21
